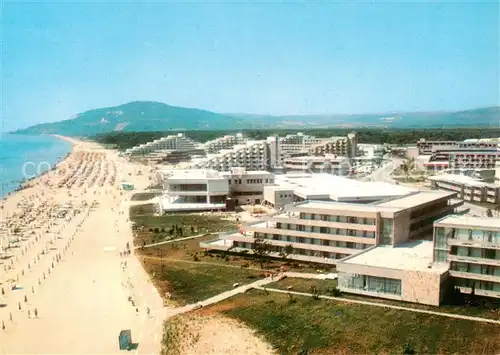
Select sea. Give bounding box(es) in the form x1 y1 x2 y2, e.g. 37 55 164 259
0 134 73 199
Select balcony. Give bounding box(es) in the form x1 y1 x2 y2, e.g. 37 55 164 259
448 254 500 267
226 233 360 256
244 221 376 245
449 270 500 283
266 214 377 231
448 239 500 250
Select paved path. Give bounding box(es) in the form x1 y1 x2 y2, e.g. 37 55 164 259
162 276 284 320
257 287 500 325
135 233 212 250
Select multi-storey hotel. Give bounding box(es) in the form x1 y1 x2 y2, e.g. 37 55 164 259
203 174 459 258
201 133 246 154
433 215 500 299
423 147 499 172
428 174 500 205
125 133 199 156
190 141 268 172
309 132 359 158
417 138 499 155
281 156 350 175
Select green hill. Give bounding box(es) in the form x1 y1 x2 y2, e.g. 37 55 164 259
14 101 249 137
13 101 500 137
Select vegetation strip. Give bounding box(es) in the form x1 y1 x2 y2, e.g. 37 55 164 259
257 287 500 325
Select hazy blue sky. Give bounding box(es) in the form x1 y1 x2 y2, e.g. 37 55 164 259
2 1 499 131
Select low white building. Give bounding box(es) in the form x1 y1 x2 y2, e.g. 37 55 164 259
221 167 274 205
161 169 229 212
158 168 275 212
263 173 417 208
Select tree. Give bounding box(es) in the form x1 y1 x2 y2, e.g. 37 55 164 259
253 238 271 269
402 342 416 355
279 244 293 259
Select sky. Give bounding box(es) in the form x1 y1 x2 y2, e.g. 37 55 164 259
1 1 499 131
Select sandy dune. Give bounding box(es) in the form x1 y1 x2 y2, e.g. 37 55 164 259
165 314 274 355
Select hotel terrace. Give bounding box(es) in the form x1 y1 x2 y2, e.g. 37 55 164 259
202 175 461 266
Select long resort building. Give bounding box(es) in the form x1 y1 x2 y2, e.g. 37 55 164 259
202 174 461 263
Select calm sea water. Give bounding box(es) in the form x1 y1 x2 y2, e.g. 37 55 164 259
0 134 72 199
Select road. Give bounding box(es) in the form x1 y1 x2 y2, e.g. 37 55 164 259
367 158 403 183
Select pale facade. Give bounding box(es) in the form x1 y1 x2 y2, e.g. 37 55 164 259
428 174 500 205
125 133 199 155
221 168 274 205
159 168 274 211
417 139 499 155
433 215 500 299
202 133 245 154
163 169 229 206
191 141 268 172
204 190 460 265
337 241 448 306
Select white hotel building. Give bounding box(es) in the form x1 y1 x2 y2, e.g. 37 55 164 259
158 168 274 212
125 133 199 155
190 141 268 172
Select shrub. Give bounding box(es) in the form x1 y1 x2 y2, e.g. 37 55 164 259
402 342 416 355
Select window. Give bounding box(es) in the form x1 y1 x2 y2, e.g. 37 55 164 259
433 249 448 263
380 218 393 245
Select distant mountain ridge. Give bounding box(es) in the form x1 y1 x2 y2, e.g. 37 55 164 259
13 101 500 137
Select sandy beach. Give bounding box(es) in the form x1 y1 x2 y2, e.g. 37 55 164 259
0 137 163 354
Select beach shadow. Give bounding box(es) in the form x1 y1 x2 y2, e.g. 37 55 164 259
0 304 7 308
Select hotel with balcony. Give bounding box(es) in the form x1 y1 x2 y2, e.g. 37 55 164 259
428 174 500 205
433 215 500 299
201 133 246 154
125 133 200 156
190 141 268 172
309 132 359 159
417 138 499 155
202 174 461 264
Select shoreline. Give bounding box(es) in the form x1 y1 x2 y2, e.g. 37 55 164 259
0 137 163 354
1 134 75 201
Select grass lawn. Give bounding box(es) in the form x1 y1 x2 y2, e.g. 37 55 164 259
131 192 161 201
268 277 500 321
141 257 263 306
212 289 500 355
130 210 237 245
137 234 265 306
267 277 338 295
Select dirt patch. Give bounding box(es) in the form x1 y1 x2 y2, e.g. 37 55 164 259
163 314 275 355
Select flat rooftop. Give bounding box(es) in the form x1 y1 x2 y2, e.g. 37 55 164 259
220 170 273 176
165 169 225 180
428 174 498 188
343 241 447 273
376 191 456 209
274 174 416 202
291 200 400 213
435 215 500 230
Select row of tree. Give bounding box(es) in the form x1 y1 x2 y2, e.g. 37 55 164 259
93 128 500 151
